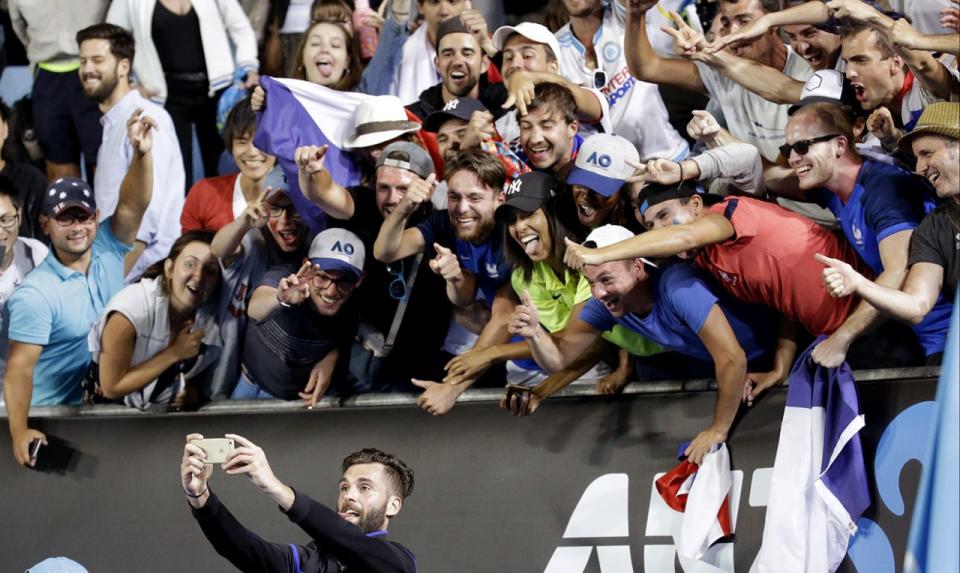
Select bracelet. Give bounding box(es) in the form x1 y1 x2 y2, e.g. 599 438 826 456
277 292 292 308
184 487 207 499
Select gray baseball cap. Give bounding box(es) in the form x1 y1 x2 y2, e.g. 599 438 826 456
375 142 435 180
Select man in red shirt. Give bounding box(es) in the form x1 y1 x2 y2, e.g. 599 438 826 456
564 181 869 355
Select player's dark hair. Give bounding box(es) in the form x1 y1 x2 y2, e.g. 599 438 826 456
76 23 136 64
343 448 415 499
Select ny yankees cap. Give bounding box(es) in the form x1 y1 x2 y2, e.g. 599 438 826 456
567 133 640 198
422 98 489 133
498 171 560 214
42 177 96 217
308 227 366 280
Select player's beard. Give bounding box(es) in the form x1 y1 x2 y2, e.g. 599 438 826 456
358 501 388 534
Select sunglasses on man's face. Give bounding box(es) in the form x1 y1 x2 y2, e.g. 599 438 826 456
779 133 840 159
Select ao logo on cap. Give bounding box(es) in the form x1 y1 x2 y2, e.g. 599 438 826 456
585 151 613 169
331 241 355 255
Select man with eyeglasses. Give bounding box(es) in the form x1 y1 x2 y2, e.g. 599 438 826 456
232 228 365 404
4 110 154 467
552 0 689 161
294 141 452 393
778 102 949 366
0 176 49 406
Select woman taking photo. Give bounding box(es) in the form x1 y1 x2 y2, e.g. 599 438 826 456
86 231 223 410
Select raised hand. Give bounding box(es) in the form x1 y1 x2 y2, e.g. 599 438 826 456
826 0 882 23
170 321 204 361
460 0 496 55
241 187 273 229
295 145 329 175
866 107 903 149
507 289 542 339
461 109 497 149
889 18 924 50
397 173 437 217
815 252 865 298
626 0 660 14
636 158 684 185
563 237 600 270
428 243 463 283
181 433 214 498
222 434 282 494
251 85 266 112
686 109 721 144
503 71 537 116
277 261 317 306
443 347 491 385
661 11 708 61
705 14 769 54
126 109 157 156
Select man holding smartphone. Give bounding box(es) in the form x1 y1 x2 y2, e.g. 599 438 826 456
181 433 417 572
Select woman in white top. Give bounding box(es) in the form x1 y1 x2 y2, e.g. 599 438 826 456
87 231 223 410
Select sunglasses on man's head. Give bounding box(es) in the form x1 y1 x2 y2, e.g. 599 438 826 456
779 133 840 159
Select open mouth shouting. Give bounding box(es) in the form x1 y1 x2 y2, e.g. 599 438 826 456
314 55 336 78
338 503 362 523
850 81 867 103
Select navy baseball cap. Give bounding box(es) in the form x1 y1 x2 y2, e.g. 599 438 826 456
43 177 96 217
423 98 490 133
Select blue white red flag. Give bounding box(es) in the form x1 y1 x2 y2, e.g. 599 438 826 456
751 336 871 573
253 76 370 231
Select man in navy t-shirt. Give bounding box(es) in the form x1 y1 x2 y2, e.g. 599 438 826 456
374 148 516 414
510 225 793 465
785 103 949 364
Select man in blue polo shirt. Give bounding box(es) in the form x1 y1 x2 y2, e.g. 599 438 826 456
510 225 789 465
784 102 949 365
4 109 155 467
374 147 516 414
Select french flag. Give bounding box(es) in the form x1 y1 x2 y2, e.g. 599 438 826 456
751 337 871 573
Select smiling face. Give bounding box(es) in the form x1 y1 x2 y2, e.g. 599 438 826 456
436 33 485 99
267 194 307 252
784 112 843 190
164 241 220 312
40 207 99 257
337 462 401 533
721 0 773 62
507 208 552 262
308 268 358 316
446 169 504 243
78 38 125 103
640 196 703 259
582 259 649 317
436 118 469 165
783 24 841 71
571 185 618 227
519 106 578 171
231 130 276 183
912 134 960 198
842 28 903 111
301 22 351 87
420 0 465 33
0 194 20 259
501 36 557 79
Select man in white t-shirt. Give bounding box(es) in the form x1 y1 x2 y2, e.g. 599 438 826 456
554 0 689 161
626 0 814 162
0 177 49 401
78 24 184 282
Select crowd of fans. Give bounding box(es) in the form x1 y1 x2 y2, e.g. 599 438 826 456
0 0 957 468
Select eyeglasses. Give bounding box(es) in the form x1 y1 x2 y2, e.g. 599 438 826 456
311 271 357 295
53 211 97 227
0 213 19 230
779 134 840 159
592 69 607 90
385 260 407 301
269 204 301 219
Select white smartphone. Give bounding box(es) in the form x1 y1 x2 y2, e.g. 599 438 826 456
190 438 235 464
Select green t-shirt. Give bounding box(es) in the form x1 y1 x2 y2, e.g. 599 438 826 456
511 263 663 357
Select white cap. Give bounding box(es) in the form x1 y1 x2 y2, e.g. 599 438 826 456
308 228 366 279
492 23 563 63
344 95 421 149
584 225 656 268
567 134 640 197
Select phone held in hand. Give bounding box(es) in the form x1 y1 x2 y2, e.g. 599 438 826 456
30 435 79 474
191 438 235 464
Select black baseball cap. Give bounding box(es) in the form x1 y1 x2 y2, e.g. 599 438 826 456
42 177 96 217
423 98 490 133
498 171 560 214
